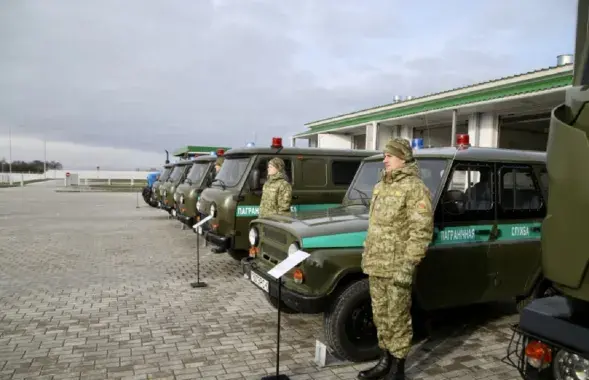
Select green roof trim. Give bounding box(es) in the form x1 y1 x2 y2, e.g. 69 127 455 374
296 69 572 137
172 145 231 157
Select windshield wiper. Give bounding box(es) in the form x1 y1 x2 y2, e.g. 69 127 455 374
212 178 226 190
186 178 193 185
351 187 370 207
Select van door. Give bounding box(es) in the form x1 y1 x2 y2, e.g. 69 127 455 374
414 161 496 310
484 163 546 301
234 155 294 250
291 156 332 214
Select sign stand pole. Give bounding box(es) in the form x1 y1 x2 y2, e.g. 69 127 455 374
136 190 140 209
191 215 213 289
191 232 207 288
260 250 310 380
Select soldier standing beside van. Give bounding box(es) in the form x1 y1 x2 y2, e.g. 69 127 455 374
359 138 434 380
259 157 292 218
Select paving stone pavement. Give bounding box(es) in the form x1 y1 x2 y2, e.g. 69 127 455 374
0 184 524 379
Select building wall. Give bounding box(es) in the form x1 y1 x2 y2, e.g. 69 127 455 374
317 133 352 149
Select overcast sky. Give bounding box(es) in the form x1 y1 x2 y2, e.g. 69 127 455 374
0 0 578 170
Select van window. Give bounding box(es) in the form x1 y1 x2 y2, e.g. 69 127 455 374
302 158 327 187
498 165 546 219
215 157 251 188
439 163 495 223
332 160 362 186
538 168 549 195
255 157 293 187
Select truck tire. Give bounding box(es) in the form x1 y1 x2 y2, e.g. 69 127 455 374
142 187 158 208
323 279 380 362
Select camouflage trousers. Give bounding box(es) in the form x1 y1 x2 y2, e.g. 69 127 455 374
368 276 413 358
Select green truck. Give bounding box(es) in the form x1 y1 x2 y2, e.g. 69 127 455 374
159 160 193 215
244 143 551 362
196 137 377 258
173 154 219 228
505 1 589 378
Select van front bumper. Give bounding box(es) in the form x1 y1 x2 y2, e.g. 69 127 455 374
241 257 326 314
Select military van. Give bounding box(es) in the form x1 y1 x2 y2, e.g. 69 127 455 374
173 153 220 227
142 171 160 208
151 163 173 205
196 137 377 258
159 160 193 214
244 137 552 362
504 1 589 378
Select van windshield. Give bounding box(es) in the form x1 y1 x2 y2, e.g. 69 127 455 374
168 166 185 182
214 157 251 188
159 168 172 181
185 162 210 185
348 158 449 202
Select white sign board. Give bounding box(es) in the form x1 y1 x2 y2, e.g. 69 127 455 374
268 250 310 279
193 214 213 229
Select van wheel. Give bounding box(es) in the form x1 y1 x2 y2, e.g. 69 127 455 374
323 279 380 362
264 294 299 314
516 279 558 313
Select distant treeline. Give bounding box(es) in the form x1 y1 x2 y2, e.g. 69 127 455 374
0 159 63 173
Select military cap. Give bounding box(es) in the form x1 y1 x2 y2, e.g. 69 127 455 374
383 138 414 161
268 157 285 172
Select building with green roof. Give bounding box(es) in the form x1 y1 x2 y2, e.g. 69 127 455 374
291 55 574 151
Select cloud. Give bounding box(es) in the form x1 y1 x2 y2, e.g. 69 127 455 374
0 0 578 169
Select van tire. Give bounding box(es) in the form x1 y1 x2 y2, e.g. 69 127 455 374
516 279 557 313
323 279 380 362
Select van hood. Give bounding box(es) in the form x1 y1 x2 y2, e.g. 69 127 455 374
258 205 369 246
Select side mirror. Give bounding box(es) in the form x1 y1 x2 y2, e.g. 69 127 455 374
250 169 261 190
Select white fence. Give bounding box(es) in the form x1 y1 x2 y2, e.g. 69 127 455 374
0 170 152 185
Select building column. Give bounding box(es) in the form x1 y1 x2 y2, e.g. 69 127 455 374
399 125 413 141
468 112 499 147
290 137 296 147
365 121 378 150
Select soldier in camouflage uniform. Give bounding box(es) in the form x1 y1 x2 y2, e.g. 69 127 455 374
259 157 292 218
358 138 434 380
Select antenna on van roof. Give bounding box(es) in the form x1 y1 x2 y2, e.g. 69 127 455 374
165 149 170 164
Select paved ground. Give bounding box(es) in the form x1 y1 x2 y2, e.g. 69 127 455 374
0 182 523 380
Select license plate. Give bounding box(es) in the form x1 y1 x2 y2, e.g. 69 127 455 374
250 272 269 293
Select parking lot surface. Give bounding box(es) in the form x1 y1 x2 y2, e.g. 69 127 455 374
0 183 522 379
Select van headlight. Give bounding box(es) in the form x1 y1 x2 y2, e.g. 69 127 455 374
196 199 202 211
288 242 300 256
180 195 185 204
249 227 259 246
554 349 589 379
210 203 217 217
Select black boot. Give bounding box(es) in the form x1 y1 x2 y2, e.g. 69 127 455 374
383 356 405 380
211 247 225 254
357 350 393 379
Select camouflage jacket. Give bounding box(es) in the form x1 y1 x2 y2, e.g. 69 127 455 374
259 172 292 218
361 161 434 282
